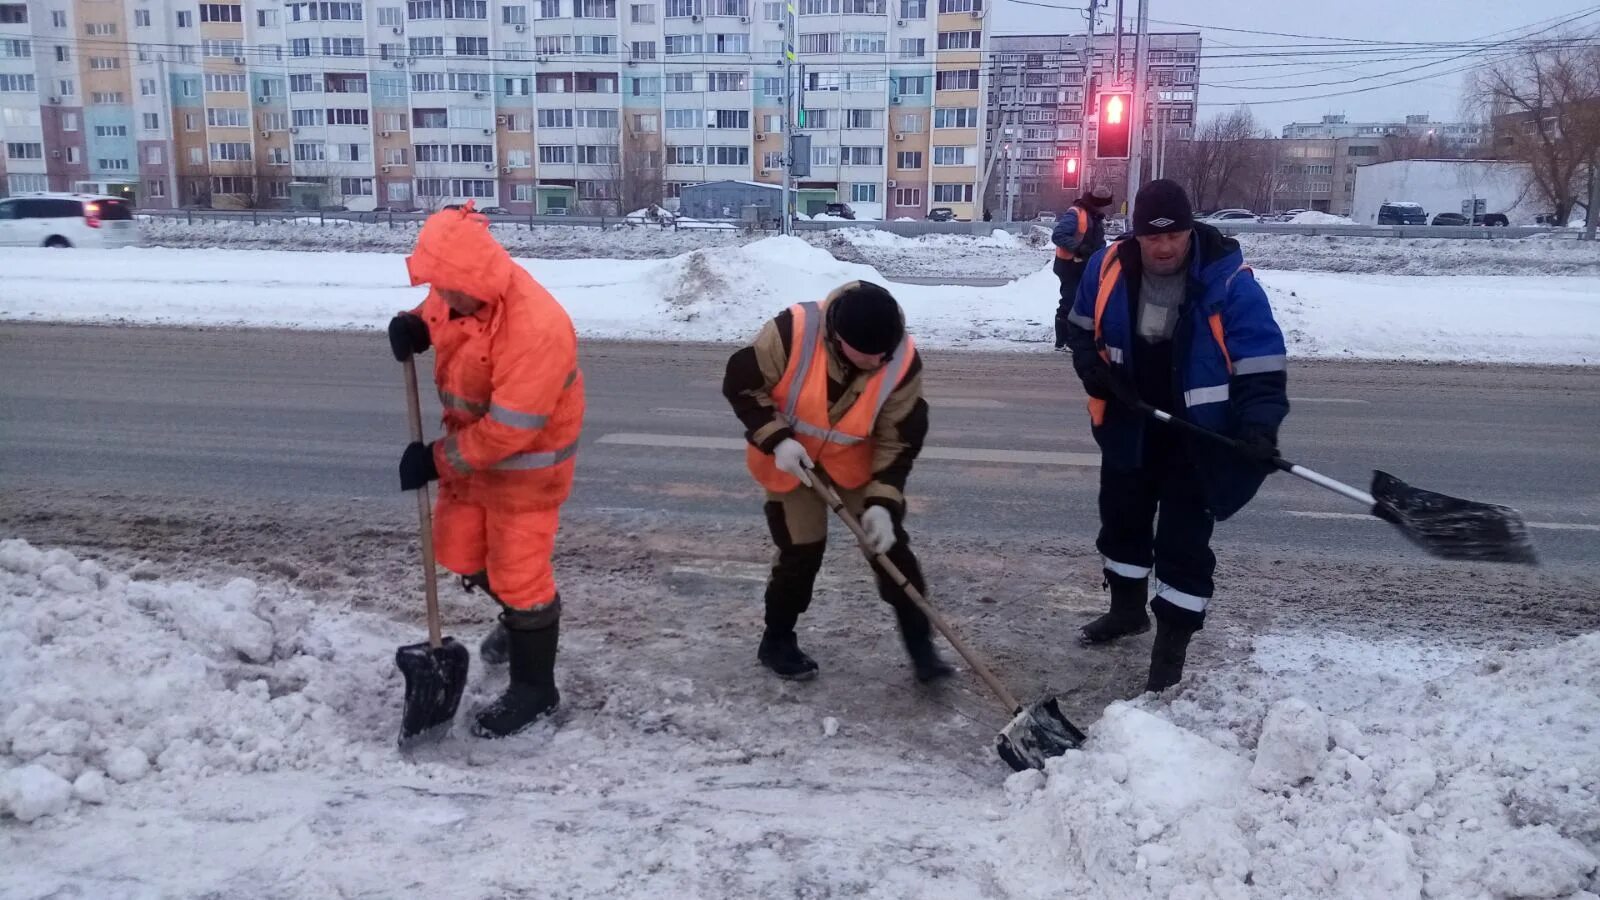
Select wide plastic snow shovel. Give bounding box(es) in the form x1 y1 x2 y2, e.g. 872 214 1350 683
807 474 1087 772
1133 400 1538 565
395 357 470 748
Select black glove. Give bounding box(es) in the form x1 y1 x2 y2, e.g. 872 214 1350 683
388 312 430 362
1080 361 1116 401
399 441 439 491
1238 426 1280 467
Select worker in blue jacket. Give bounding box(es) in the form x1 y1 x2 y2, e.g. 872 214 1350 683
1063 179 1289 692
1052 188 1114 350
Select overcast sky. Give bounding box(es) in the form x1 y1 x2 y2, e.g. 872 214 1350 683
992 0 1598 131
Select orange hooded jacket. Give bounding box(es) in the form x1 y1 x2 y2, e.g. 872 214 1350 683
405 203 585 512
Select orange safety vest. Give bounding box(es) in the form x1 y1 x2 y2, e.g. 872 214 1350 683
746 300 915 493
1055 206 1090 260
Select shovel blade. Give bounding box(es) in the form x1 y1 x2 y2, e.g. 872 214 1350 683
396 637 470 748
996 697 1088 772
1371 471 1538 565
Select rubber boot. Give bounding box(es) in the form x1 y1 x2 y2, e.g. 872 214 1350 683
461 572 510 666
1146 596 1205 693
893 602 954 683
472 607 560 739
758 629 819 681
1079 570 1151 646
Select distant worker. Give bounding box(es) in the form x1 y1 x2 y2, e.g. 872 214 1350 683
389 201 585 738
723 282 953 684
1052 188 1115 351
1063 179 1289 692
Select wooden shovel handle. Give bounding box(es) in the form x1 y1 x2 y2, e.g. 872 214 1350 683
403 358 443 648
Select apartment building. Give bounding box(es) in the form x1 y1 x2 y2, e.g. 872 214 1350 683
1282 114 1486 156
0 0 990 217
985 30 1199 220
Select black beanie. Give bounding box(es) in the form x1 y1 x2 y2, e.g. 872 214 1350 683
1132 179 1195 236
826 281 904 355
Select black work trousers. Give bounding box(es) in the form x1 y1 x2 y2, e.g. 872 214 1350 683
1053 256 1089 347
1096 423 1217 608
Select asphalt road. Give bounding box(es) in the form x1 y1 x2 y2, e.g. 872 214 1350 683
3 322 1598 568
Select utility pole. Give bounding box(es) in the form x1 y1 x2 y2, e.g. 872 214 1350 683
781 0 796 235
1585 162 1599 241
1079 3 1097 197
1124 0 1148 207
1113 0 1124 83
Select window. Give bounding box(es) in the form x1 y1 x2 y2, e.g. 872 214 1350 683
449 107 491 128
511 184 535 202
538 109 574 128
258 8 279 25
707 145 748 166
896 151 922 169
534 34 571 54
665 0 699 15
84 22 115 35
899 0 925 16
389 183 414 203
148 180 167 199
934 107 978 128
0 108 36 127
206 108 249 128
576 35 616 55
414 143 447 162
89 57 120 71
575 73 617 93
536 73 570 93
933 145 972 165
801 108 831 129
211 176 252 195
378 7 403 25
210 142 253 162
576 108 619 128
665 34 701 55
176 11 193 27
339 178 374 197
799 33 837 54
760 113 783 133
852 183 877 203
843 146 883 166
202 39 245 58
665 73 697 92
1348 145 1378 157
805 70 843 92
188 147 203 165
898 39 925 59
762 150 783 168
60 112 81 132
53 45 68 62
385 148 410 165
200 4 243 23
894 187 921 207
505 149 531 168
632 113 658 133
291 39 312 57
665 108 701 129
5 142 43 160
709 72 748 92
264 112 289 131
576 145 617 164
410 37 445 56
137 78 156 97
846 109 880 129
633 41 657 60
323 37 365 57
206 74 247 93
708 33 748 53
0 38 27 58
185 114 199 132
711 109 750 129
377 76 406 100
936 69 978 91
536 0 560 16
539 145 574 164
51 10 66 27
932 183 972 203
447 72 491 93
631 2 656 20
57 79 75 96
937 0 980 9
810 144 840 166
294 143 326 162
448 144 492 163
455 36 488 56
800 0 836 11
293 108 325 126
842 33 885 53
327 108 370 126
504 77 531 96
290 74 322 94
666 145 702 165
578 180 616 200
763 1 782 18
575 0 616 16
504 4 528 22
90 92 125 104
937 30 981 50
711 0 749 13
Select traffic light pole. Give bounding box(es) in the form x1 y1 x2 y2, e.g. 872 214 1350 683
1125 0 1149 208
781 1 796 236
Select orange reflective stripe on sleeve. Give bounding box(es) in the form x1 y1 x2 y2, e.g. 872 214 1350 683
1208 312 1232 374
1092 251 1123 364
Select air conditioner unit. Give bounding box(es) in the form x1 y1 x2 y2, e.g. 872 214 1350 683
473 92 486 99
257 95 268 104
502 166 512 174
496 115 508 125
392 26 404 35
50 149 61 159
483 162 494 171
290 126 300 133
48 97 61 105
482 128 493 135
739 15 750 22
393 60 405 68
691 14 702 21
895 132 905 141
261 131 271 138
381 165 391 173
756 132 767 141
891 96 902 105
535 56 549 63
233 56 247 64
626 59 637 66
970 7 984 17
887 179 896 187
380 130 391 137
515 23 526 32
896 18 905 25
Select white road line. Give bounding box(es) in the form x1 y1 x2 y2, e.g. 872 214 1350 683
933 398 1009 409
1289 397 1370 405
649 407 725 417
595 432 1101 467
1286 510 1599 532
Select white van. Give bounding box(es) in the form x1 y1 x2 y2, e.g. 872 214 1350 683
0 193 138 248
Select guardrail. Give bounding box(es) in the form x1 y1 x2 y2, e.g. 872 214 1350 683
1213 222 1566 240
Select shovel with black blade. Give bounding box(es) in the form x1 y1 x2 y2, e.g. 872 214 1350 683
395 356 470 748
1131 398 1538 565
807 474 1087 772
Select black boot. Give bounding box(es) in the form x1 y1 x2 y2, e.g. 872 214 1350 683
893 602 953 683
758 629 819 680
759 537 824 681
462 573 510 666
1080 570 1151 646
1146 596 1205 693
472 607 561 738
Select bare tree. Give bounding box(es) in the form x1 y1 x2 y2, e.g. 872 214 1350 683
619 123 665 215
1170 106 1268 212
1471 38 1600 225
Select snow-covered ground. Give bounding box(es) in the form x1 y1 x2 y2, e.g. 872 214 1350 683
4 238 1598 364
4 539 1595 898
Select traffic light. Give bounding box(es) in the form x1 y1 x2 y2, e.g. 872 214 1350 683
1096 92 1131 160
1060 155 1080 190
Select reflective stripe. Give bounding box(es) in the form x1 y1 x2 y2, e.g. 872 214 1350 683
1233 354 1287 375
1105 346 1124 364
1155 582 1210 612
1184 384 1230 407
442 435 472 474
865 334 913 422
493 438 581 471
489 402 548 430
1066 310 1095 330
793 420 866 446
782 301 823 422
439 390 489 416
1104 557 1152 579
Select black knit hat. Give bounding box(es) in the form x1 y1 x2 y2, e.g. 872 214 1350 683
1132 179 1195 236
1080 188 1114 209
826 281 904 355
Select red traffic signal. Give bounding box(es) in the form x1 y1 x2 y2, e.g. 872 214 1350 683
1061 155 1080 189
1096 92 1131 160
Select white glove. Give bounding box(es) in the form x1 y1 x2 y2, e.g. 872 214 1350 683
772 438 814 487
861 506 896 554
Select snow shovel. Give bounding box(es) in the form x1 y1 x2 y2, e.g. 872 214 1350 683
1130 398 1538 565
807 474 1087 772
395 357 470 748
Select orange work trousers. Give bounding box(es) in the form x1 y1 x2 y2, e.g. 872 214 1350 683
432 483 560 611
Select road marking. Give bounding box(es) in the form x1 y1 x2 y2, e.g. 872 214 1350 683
1286 511 1599 532
650 407 725 418
1289 397 1370 405
595 432 1100 467
933 397 1009 409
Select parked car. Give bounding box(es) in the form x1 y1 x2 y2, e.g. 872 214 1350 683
0 193 138 248
823 202 856 220
1478 213 1509 227
1431 212 1470 226
1199 208 1258 223
478 206 511 215
1377 202 1428 225
1035 210 1058 223
926 207 956 222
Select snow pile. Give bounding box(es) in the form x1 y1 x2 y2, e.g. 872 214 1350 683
1235 232 1600 276
1005 632 1600 899
0 539 377 824
648 236 880 335
1288 211 1356 225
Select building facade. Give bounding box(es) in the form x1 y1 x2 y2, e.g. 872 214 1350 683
985 30 1199 220
1282 114 1486 156
0 0 991 217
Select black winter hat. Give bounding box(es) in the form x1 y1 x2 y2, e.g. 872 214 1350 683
1132 179 1195 236
1080 188 1114 209
826 281 904 356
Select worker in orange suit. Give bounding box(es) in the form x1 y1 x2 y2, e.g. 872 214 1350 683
389 201 585 739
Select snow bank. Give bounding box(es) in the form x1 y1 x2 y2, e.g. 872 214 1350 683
1005 632 1600 899
6 240 1600 364
1288 211 1356 225
0 538 373 823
